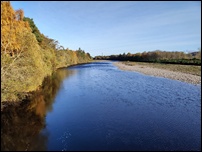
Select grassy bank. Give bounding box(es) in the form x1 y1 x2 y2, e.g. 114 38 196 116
122 61 201 76
114 61 201 85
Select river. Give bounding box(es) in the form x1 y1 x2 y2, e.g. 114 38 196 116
1 61 201 151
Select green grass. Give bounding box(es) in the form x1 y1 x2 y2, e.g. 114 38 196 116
123 61 201 76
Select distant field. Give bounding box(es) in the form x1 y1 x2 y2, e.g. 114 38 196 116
122 61 201 76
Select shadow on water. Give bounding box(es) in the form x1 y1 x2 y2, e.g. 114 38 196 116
1 68 76 151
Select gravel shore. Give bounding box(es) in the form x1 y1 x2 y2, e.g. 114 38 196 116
114 62 201 85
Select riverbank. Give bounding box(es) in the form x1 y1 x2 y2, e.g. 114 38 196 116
1 61 91 111
114 61 201 85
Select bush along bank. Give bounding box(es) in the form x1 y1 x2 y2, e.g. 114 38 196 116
94 50 201 65
1 2 92 103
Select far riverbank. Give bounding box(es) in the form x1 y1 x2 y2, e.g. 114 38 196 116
114 61 201 85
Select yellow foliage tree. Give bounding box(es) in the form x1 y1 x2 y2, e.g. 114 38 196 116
1 1 31 56
1 2 47 101
1 1 92 102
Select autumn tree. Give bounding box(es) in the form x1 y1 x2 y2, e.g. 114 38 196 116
1 2 46 101
1 1 92 102
1 2 30 56
23 17 43 43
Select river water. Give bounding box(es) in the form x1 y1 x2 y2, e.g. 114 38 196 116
1 61 201 151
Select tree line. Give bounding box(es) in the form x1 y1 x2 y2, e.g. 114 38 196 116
1 1 92 102
94 50 201 65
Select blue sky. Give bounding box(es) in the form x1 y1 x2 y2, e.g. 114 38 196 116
11 1 201 57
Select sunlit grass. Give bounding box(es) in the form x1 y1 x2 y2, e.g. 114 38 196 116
123 61 201 76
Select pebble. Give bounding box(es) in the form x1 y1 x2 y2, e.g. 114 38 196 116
114 62 201 85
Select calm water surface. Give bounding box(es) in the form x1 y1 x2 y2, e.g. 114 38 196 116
1 61 201 151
